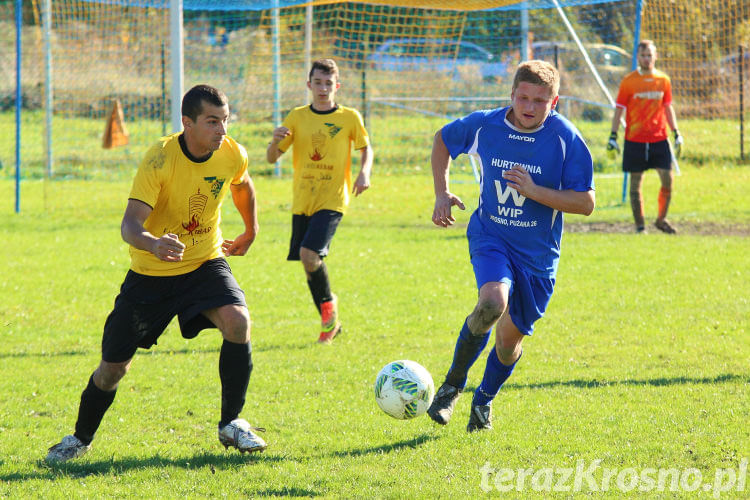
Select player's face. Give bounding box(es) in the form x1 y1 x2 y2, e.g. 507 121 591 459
509 81 559 132
637 45 656 72
187 102 230 154
307 69 340 109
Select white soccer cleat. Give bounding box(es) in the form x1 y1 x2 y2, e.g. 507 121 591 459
45 434 91 463
218 418 267 453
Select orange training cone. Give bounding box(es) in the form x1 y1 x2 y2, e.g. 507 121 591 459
102 99 129 149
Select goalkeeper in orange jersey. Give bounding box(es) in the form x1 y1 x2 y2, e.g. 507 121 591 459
607 39 682 234
266 59 374 344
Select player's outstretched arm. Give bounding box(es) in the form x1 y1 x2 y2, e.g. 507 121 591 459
502 165 595 216
353 144 373 196
121 199 185 261
224 172 259 256
266 126 290 163
431 130 465 227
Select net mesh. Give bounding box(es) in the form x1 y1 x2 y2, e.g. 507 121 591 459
1 0 748 180
642 0 750 118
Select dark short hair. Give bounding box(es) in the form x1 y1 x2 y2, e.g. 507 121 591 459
181 84 228 121
308 59 339 81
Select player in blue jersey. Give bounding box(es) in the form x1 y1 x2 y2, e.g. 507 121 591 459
426 60 595 432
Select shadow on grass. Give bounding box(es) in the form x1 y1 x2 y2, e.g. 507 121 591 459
0 350 93 359
508 373 749 390
253 487 322 497
1 451 284 483
328 433 438 458
250 342 332 353
0 348 223 360
0 342 309 359
0 349 222 360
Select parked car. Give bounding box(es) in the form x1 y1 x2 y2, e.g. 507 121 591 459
719 51 750 76
367 38 508 81
532 41 631 84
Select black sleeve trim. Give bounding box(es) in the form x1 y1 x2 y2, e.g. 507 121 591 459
127 198 154 210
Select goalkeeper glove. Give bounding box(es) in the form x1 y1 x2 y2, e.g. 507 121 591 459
673 130 683 158
606 131 620 159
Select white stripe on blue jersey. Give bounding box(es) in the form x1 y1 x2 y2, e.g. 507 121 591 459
441 106 594 278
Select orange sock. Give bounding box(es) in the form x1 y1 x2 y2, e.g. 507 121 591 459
658 187 671 220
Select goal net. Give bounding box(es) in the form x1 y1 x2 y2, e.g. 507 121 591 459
1 0 748 179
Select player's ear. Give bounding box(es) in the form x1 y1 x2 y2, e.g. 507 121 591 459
182 115 192 129
306 80 312 90
551 95 559 109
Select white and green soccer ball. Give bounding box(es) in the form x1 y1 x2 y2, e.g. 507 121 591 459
374 360 435 420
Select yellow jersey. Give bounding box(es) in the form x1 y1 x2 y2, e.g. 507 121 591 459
128 133 248 276
278 105 369 216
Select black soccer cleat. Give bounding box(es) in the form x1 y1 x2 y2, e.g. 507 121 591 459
466 404 492 432
427 382 462 425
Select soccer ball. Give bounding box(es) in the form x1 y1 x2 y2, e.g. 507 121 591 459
374 360 435 420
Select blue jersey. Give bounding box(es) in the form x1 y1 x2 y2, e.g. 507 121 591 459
441 107 594 278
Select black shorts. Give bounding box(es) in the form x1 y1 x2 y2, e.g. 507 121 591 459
622 139 673 173
101 258 247 362
287 210 343 261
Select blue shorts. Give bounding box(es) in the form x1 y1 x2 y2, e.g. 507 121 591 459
468 236 555 336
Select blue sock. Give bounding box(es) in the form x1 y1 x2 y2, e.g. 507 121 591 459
445 319 491 390
472 347 520 406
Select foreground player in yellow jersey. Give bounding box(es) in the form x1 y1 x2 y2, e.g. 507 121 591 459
267 59 374 344
46 85 267 463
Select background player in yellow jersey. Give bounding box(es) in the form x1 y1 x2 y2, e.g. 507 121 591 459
266 59 374 344
46 85 267 463
607 39 683 234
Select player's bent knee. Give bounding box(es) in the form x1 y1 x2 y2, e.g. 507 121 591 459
220 306 251 344
469 299 504 333
95 360 131 390
299 247 322 271
475 298 504 324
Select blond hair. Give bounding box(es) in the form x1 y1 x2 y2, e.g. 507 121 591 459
512 60 560 97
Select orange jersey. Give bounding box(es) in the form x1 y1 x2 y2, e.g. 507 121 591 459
615 69 672 143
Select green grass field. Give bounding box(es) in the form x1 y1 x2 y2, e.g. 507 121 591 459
1 163 748 498
2 110 747 181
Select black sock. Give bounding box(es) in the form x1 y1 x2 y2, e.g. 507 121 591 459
219 340 253 428
445 319 491 389
308 262 333 311
73 374 117 445
306 279 322 314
